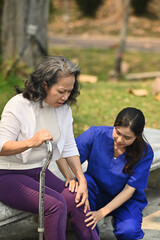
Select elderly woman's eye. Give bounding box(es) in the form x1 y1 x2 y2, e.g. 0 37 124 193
58 90 65 94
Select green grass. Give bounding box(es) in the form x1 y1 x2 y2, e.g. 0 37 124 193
0 74 23 114
50 47 160 80
1 47 160 138
49 47 160 136
71 80 160 137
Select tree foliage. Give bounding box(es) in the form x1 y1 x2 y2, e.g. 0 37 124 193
0 0 4 54
131 0 152 15
74 0 104 17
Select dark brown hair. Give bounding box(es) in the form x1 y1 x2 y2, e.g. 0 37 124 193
114 107 148 175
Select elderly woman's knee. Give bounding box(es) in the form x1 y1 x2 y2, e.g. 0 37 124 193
44 194 67 217
61 188 77 206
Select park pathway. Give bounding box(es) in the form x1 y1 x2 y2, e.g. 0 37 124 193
49 34 160 52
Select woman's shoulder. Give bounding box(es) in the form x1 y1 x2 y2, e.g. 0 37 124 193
92 125 113 132
138 141 154 166
3 94 28 110
145 141 154 156
88 125 113 137
3 94 37 114
5 94 29 105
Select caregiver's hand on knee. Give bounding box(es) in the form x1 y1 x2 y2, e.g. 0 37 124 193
85 210 104 230
75 181 90 213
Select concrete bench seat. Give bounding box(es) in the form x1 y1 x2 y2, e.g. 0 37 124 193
0 203 32 227
0 128 160 228
144 128 160 171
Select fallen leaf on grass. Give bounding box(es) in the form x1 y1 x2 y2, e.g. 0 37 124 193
152 77 160 95
155 93 160 102
79 74 98 83
127 88 148 97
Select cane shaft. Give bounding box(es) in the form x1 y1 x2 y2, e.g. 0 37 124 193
38 141 53 240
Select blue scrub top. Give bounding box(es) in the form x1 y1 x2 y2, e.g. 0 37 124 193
76 126 154 209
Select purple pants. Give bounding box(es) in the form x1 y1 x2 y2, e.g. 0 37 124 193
0 168 99 240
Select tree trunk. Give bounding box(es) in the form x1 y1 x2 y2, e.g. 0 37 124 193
1 0 49 67
115 0 131 77
0 0 4 55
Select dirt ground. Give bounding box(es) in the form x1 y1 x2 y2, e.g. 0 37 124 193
49 0 160 38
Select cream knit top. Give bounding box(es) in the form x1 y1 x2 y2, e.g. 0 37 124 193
0 94 79 170
28 101 61 164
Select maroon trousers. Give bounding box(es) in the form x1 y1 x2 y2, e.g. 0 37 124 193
0 168 99 240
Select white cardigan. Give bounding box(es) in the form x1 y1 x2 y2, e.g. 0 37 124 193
0 94 79 169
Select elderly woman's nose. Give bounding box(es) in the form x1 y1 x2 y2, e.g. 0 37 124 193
62 92 70 100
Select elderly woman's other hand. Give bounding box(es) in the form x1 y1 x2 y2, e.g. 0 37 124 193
65 178 79 193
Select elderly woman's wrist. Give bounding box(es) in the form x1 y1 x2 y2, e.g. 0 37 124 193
24 139 33 149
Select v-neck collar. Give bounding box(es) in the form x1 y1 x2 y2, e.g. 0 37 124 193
110 126 126 160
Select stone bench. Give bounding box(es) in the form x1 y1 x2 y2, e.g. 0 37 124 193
144 128 160 189
0 205 32 227
0 128 160 228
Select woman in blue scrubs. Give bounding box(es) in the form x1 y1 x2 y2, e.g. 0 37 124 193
75 107 153 240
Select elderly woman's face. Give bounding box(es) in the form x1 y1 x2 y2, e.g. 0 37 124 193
44 75 75 108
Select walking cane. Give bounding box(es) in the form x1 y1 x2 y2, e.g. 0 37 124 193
38 140 53 240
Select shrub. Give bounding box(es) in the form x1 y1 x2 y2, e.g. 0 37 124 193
131 0 152 15
74 0 103 17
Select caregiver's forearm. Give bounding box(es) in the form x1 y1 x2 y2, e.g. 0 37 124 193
100 184 136 217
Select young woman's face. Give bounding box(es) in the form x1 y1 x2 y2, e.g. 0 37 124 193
44 75 75 108
113 126 136 149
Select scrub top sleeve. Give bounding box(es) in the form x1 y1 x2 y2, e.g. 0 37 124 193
127 146 154 189
75 126 95 164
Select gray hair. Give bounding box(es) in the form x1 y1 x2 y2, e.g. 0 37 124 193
20 56 80 105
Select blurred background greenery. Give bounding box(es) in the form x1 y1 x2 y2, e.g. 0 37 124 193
0 0 160 138
1 47 159 137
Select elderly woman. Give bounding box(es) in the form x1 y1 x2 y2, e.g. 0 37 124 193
0 56 99 240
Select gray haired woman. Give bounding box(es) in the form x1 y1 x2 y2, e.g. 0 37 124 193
0 56 99 240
